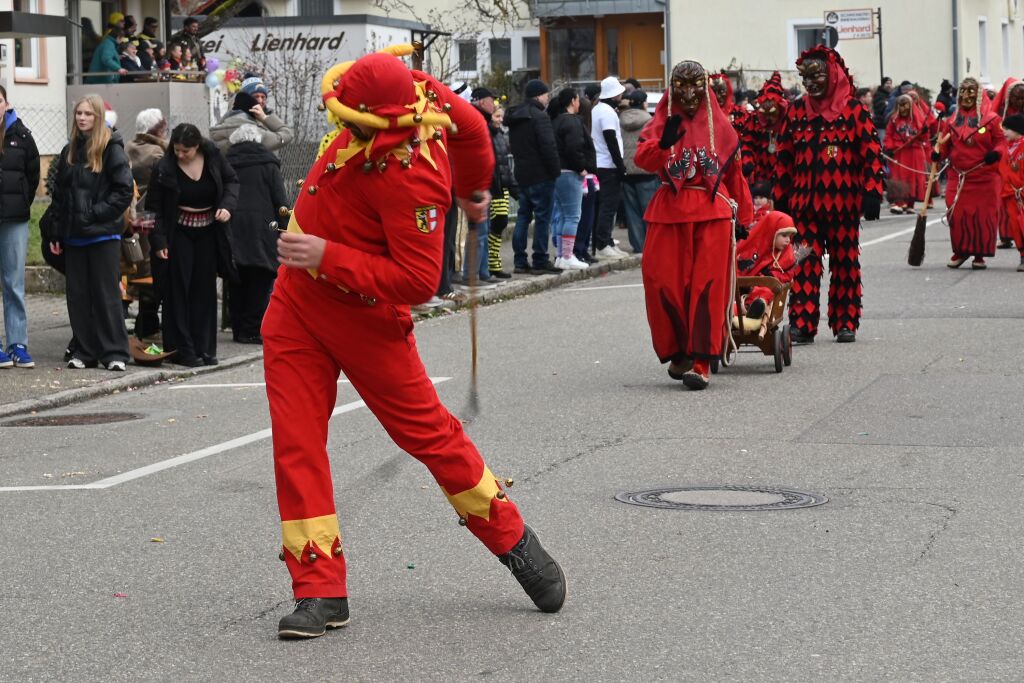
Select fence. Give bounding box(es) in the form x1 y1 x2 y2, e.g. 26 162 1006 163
16 104 69 157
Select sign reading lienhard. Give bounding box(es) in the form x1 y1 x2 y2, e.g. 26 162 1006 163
824 8 875 40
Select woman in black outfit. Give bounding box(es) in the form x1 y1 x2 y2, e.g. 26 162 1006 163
50 94 133 371
224 123 288 343
147 123 239 367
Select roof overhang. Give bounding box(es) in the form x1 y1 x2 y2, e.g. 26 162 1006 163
0 11 70 39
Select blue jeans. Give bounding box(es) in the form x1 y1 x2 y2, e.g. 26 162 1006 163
461 216 491 280
512 180 555 268
0 220 29 347
622 176 659 253
552 171 584 239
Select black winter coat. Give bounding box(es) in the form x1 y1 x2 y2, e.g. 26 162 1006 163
224 141 288 273
0 116 40 222
553 112 595 174
146 139 240 281
51 131 134 240
506 99 560 187
491 124 516 194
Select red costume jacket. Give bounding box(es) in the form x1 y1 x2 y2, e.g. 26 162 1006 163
884 104 929 202
289 78 492 306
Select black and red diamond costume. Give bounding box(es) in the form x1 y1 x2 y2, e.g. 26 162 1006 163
742 71 788 186
774 47 883 340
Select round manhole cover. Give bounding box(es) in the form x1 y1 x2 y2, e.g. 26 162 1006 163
2 412 143 427
615 485 828 511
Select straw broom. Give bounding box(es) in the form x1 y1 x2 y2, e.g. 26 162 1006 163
908 133 950 267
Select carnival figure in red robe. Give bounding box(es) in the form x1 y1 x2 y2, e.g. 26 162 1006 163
997 113 1024 269
635 60 753 390
934 77 1006 269
742 71 789 186
264 46 565 639
774 46 884 344
736 210 798 320
884 94 929 213
992 78 1024 246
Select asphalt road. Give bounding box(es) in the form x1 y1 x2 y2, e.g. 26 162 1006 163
1 209 1022 681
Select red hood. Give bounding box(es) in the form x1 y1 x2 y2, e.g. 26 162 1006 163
991 77 1024 119
797 46 854 122
737 210 797 275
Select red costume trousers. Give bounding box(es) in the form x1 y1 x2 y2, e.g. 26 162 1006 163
642 219 732 363
262 270 524 599
788 212 862 336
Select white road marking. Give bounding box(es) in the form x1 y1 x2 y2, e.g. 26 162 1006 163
168 376 450 390
0 378 451 493
571 283 645 291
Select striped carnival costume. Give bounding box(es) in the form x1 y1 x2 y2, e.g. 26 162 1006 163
774 46 884 343
264 45 565 639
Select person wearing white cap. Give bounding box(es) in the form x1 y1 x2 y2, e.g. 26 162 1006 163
590 76 629 258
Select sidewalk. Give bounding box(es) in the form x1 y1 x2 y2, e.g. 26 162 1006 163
0 242 641 418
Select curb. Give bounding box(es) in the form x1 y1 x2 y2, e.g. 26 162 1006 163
1 255 641 419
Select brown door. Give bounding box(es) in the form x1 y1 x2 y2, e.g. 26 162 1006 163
607 14 664 88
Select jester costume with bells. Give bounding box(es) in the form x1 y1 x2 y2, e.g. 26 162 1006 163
264 45 566 639
636 60 753 390
774 46 883 343
934 77 1006 267
741 71 789 186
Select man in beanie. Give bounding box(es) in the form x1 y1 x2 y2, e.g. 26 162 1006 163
506 78 562 274
998 113 1024 270
265 46 566 639
210 74 293 153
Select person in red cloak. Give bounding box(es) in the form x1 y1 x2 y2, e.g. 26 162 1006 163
635 59 753 390
742 71 789 186
264 46 566 639
736 210 798 319
934 76 1006 269
884 94 929 213
997 113 1024 269
992 78 1024 247
774 46 884 344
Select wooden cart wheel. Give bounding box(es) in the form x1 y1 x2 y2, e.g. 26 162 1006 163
781 324 792 367
710 358 720 374
773 328 784 373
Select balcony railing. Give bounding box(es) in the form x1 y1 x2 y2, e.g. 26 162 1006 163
531 0 663 18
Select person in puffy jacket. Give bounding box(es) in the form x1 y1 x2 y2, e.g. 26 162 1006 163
549 87 595 270
224 124 288 344
486 105 517 278
619 89 657 253
50 94 134 370
0 85 40 369
506 79 561 274
209 78 293 154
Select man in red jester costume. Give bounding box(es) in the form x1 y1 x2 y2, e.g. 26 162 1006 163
774 46 884 344
635 60 753 390
263 45 566 639
742 72 789 186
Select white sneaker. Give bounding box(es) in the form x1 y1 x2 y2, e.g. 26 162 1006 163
612 246 630 257
596 245 624 259
106 360 127 372
67 358 86 369
555 255 589 270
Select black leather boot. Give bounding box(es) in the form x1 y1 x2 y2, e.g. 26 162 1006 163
498 526 566 613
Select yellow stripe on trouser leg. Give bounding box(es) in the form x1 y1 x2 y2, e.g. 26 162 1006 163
281 513 341 562
441 466 507 520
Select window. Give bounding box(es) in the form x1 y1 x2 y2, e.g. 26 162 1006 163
1003 20 1010 73
489 38 511 72
523 37 540 69
606 27 618 76
457 40 478 72
979 17 989 77
298 0 332 16
796 25 825 54
547 26 596 81
14 0 46 82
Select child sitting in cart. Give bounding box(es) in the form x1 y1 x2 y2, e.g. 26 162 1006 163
736 210 798 319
